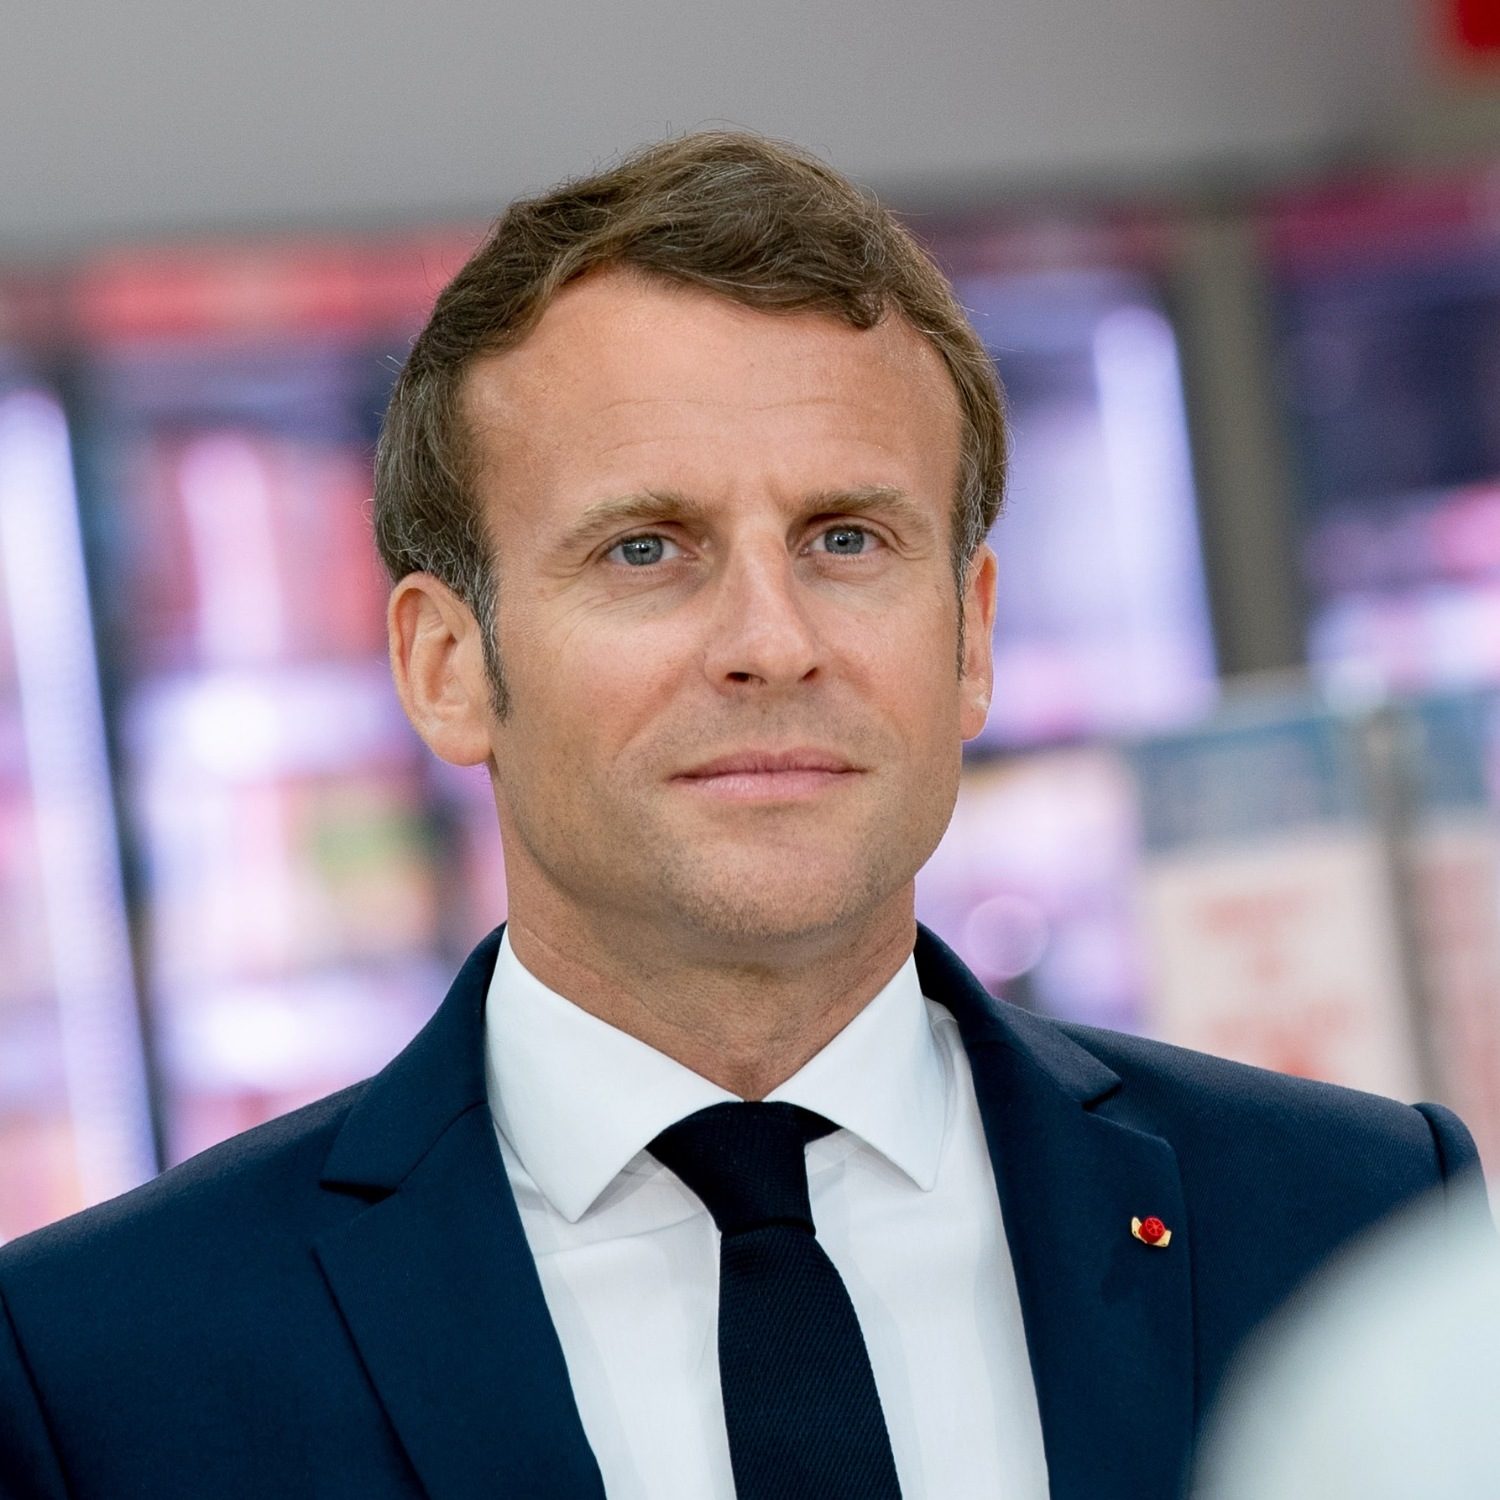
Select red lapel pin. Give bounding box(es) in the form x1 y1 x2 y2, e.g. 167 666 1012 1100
1131 1215 1172 1248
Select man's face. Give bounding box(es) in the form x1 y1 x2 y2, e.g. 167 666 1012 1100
461 268 995 956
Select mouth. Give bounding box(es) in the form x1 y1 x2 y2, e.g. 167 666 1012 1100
672 749 863 803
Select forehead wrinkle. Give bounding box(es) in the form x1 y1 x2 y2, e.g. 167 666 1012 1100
595 385 907 406
587 393 875 419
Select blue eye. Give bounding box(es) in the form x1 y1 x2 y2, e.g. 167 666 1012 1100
816 526 873 555
609 534 677 566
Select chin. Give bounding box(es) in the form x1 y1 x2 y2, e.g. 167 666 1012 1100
654 851 904 952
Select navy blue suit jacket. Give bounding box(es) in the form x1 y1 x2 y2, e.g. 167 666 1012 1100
0 924 1483 1499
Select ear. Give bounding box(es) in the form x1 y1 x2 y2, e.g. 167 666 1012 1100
387 572 494 767
958 544 997 742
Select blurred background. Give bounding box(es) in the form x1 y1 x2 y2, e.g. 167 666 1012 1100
5 0 1500 1239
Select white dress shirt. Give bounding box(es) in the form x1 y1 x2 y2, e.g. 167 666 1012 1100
483 930 1049 1499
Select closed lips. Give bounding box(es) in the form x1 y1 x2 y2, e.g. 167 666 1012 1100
677 751 857 778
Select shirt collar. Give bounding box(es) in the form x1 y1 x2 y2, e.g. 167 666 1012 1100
484 928 948 1223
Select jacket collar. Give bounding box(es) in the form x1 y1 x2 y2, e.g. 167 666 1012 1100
912 920 1122 1101
315 923 1193 1500
319 926 500 1194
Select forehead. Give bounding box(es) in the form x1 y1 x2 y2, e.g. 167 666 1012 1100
458 268 962 518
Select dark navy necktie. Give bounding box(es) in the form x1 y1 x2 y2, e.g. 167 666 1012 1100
648 1101 904 1499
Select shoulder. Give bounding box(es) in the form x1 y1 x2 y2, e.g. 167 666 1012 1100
1056 1015 1425 1129
1045 1013 1480 1195
0 1080 368 1285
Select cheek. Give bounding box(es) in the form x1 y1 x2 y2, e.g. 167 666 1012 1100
856 602 963 722
512 613 686 760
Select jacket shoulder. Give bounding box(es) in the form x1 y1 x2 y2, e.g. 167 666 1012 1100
0 1079 368 1279
1049 1015 1479 1194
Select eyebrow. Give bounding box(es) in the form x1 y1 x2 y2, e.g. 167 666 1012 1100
554 483 933 554
554 489 712 554
805 484 935 532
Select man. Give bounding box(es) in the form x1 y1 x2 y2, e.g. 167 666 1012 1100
0 132 1482 1500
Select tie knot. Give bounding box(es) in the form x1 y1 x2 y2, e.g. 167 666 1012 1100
648 1101 837 1237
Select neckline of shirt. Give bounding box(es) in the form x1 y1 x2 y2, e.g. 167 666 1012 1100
484 929 951 1224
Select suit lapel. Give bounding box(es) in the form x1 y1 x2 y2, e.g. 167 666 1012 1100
915 926 1196 1499
313 928 605 1500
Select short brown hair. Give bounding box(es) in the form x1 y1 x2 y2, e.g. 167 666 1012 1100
373 130 1007 711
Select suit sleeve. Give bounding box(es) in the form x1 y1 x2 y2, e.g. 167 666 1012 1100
0 1288 69 1500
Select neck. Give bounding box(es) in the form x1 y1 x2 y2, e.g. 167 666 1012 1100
502 900 917 1100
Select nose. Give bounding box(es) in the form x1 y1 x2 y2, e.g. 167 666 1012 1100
701 539 822 692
